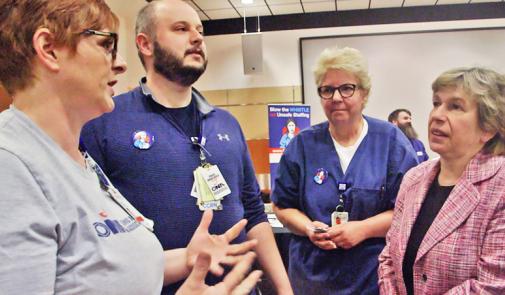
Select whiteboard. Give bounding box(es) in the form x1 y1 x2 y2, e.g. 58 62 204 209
300 28 505 157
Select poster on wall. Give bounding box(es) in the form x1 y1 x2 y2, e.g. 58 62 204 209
268 104 311 190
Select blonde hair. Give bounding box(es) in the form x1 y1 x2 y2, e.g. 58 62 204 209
432 67 505 156
313 46 371 103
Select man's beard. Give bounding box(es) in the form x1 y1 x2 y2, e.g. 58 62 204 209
153 41 207 87
398 123 418 139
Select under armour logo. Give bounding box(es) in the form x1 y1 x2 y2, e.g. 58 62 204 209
217 133 230 141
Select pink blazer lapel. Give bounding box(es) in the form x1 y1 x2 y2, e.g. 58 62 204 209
398 161 439 262
414 153 501 263
415 179 480 262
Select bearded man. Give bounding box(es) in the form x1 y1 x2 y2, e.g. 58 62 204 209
81 1 292 294
388 108 429 162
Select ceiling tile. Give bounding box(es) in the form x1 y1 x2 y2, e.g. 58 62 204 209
270 3 304 14
230 0 267 7
205 8 241 19
183 0 199 10
192 0 231 10
337 0 370 10
239 5 273 16
470 0 501 2
196 10 210 21
370 0 404 9
403 0 437 7
266 0 300 4
436 0 468 4
303 1 336 13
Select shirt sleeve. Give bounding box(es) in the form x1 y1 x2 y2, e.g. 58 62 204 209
237 127 268 232
270 136 303 210
420 142 429 162
385 128 419 210
81 117 108 174
0 150 60 294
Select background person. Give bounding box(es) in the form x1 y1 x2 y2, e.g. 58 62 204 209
270 46 418 294
388 108 429 162
379 67 505 295
80 1 292 294
0 1 261 294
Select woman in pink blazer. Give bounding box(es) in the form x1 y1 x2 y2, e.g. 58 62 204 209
378 67 505 295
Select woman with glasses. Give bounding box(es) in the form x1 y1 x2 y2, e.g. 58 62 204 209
271 46 418 294
0 1 260 294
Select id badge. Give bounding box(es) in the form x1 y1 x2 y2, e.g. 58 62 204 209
194 168 215 203
192 166 225 211
190 180 199 199
331 205 349 226
198 165 231 200
198 200 223 211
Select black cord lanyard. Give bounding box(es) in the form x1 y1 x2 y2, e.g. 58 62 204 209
336 182 351 212
156 98 211 165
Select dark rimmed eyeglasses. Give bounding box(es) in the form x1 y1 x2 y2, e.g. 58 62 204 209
81 29 118 60
318 84 357 100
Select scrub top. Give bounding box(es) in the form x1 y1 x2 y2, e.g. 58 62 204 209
271 116 418 295
409 137 429 163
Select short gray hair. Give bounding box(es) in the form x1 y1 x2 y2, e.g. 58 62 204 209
135 0 161 67
432 67 505 156
313 46 371 104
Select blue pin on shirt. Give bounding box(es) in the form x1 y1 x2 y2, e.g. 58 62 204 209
132 130 155 150
313 168 328 184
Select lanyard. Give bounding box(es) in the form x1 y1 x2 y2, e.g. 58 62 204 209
155 97 211 165
79 142 154 232
159 101 201 140
336 182 351 211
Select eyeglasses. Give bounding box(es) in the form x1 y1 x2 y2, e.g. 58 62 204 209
81 29 118 60
318 84 357 100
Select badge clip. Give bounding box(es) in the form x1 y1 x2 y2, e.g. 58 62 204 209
191 137 212 167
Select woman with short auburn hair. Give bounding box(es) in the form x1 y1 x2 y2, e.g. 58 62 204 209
0 1 261 294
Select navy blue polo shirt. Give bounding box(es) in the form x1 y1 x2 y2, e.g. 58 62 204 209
81 79 267 294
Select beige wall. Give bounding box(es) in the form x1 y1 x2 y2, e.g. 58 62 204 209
104 0 505 149
106 0 146 93
202 86 302 139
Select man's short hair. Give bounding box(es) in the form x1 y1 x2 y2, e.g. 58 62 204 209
135 1 162 68
0 0 118 95
388 109 411 123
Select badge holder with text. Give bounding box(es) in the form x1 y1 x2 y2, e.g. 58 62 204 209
191 138 231 211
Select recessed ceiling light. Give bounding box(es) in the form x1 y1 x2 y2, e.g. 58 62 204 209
241 0 254 4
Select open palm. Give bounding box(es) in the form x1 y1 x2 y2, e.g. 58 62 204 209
186 210 257 276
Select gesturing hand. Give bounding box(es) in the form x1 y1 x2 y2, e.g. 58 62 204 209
176 252 262 295
186 210 258 276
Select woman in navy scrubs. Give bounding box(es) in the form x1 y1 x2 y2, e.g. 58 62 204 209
271 46 418 294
